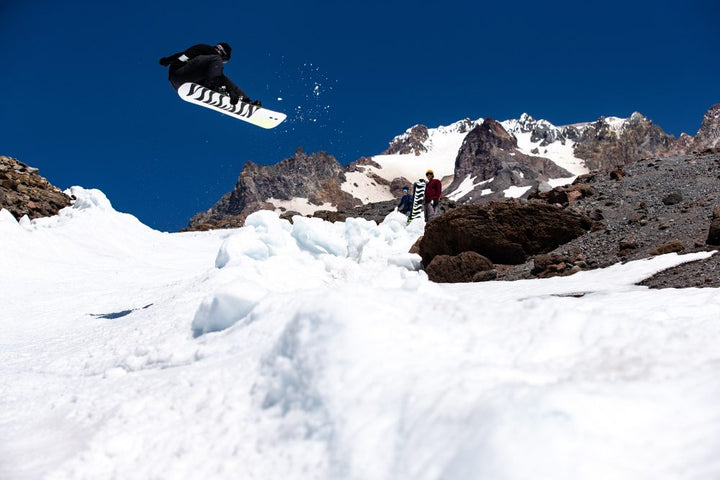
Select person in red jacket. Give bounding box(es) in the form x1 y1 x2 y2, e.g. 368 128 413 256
424 169 442 221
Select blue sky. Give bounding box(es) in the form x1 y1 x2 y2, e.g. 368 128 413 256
1 0 718 232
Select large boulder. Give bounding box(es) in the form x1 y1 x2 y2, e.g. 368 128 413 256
419 201 592 266
425 251 494 283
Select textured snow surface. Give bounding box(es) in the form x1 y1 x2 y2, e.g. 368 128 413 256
2 187 720 480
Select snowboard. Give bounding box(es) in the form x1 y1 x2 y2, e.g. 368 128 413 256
177 82 286 129
408 179 426 223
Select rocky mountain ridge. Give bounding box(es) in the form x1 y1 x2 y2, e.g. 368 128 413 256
186 105 720 231
187 149 359 230
446 118 573 203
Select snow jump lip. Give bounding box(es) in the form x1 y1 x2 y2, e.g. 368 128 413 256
177 82 286 129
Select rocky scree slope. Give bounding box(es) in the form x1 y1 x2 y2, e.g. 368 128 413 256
501 153 720 288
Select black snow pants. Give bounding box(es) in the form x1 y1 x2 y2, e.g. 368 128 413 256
169 55 246 99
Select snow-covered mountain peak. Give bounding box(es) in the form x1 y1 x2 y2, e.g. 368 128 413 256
505 113 555 134
383 118 483 157
603 115 630 132
500 115 589 177
432 118 482 136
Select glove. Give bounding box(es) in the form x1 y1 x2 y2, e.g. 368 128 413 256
229 91 240 105
158 57 171 66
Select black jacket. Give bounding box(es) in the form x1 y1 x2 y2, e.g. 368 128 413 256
159 44 222 73
159 44 245 99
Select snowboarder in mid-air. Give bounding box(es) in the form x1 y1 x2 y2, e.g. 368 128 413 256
159 42 261 106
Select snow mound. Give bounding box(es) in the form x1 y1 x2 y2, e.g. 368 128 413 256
195 209 424 337
66 186 114 211
192 281 269 336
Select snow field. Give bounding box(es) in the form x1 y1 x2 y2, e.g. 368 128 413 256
2 187 720 479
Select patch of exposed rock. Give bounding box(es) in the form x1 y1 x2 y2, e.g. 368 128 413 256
0 156 72 220
383 125 430 155
305 199 399 225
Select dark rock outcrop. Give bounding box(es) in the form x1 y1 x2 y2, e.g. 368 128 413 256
0 156 72 221
425 251 494 283
419 201 592 266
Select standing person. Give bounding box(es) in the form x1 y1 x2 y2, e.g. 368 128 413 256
158 42 261 106
397 187 413 217
424 169 442 221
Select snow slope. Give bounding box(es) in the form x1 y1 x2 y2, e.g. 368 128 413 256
2 187 720 480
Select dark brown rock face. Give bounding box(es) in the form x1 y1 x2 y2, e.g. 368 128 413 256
453 119 517 180
419 201 592 266
0 156 72 220
186 149 359 231
425 251 494 283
